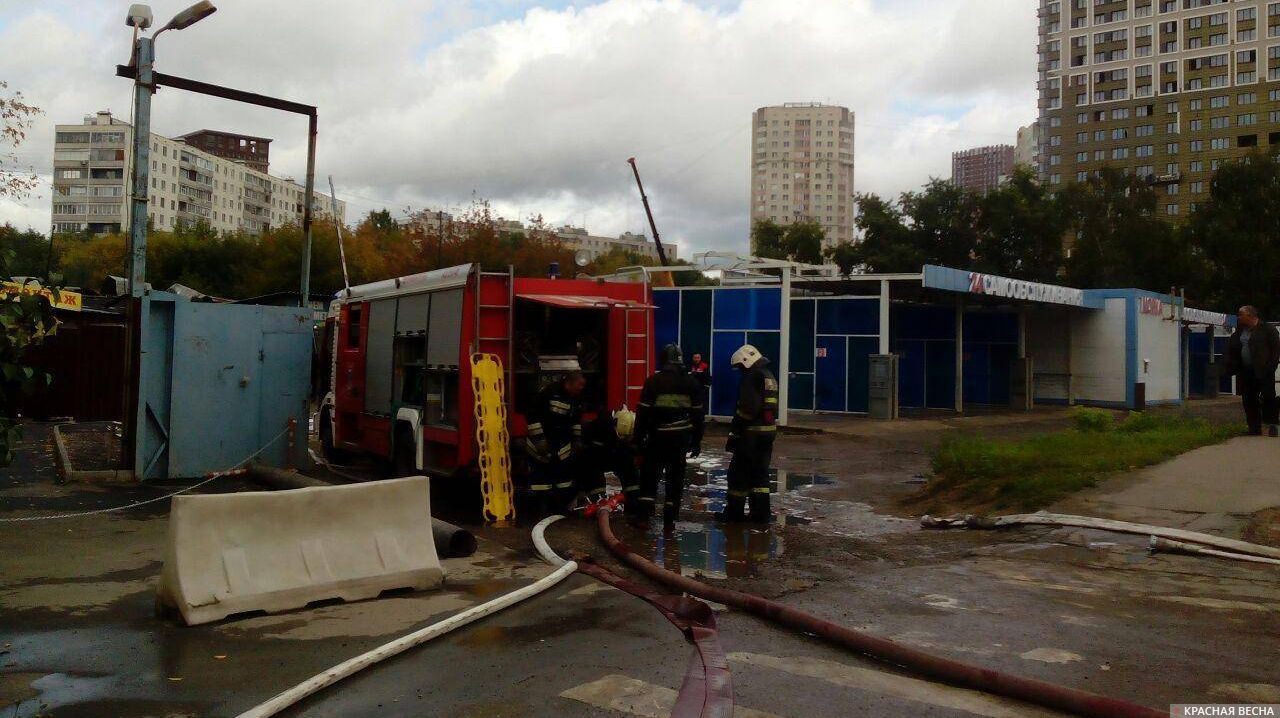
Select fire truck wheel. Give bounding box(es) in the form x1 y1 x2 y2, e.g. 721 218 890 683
319 407 352 464
392 424 417 478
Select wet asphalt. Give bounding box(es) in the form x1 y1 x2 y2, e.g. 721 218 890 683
3 413 1279 717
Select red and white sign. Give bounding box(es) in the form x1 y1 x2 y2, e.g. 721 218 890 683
1139 297 1164 316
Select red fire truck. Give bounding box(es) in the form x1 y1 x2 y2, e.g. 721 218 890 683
318 264 654 479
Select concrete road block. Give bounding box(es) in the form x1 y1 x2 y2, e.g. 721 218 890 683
157 476 444 625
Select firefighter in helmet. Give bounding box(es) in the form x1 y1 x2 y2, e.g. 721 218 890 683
635 344 705 523
525 371 587 513
720 344 778 524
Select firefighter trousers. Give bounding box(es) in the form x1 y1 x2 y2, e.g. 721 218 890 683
639 432 690 522
725 431 775 523
528 453 580 514
581 442 630 506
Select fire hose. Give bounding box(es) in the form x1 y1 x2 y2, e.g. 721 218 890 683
538 513 734 718
594 501 1166 718
235 518 577 718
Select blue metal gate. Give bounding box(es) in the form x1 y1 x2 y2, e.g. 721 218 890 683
134 292 313 480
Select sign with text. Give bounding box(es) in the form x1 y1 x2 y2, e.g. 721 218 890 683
965 272 1087 308
1 281 82 312
1139 296 1164 316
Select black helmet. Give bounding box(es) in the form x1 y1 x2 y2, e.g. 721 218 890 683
661 343 684 369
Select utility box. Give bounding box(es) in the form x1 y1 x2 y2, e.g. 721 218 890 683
868 354 899 420
1203 361 1220 399
1010 357 1033 411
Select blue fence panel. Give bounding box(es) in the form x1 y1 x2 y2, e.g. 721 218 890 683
680 290 713 362
891 304 955 342
847 337 877 413
964 311 1018 343
896 340 926 409
712 288 782 331
711 331 746 418
818 298 879 335
789 373 814 411
815 336 848 411
925 341 957 409
789 299 816 374
654 290 681 353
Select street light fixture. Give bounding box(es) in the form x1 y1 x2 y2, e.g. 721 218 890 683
157 1 216 35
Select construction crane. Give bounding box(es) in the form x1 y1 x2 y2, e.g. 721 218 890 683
626 157 671 267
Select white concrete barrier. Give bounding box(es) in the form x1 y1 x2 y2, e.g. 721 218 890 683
157 476 444 625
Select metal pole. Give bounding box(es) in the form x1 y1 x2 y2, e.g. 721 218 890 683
299 113 317 308
122 36 155 476
328 175 350 295
778 268 791 427
127 37 154 298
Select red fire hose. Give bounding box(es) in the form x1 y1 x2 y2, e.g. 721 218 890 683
595 505 1165 718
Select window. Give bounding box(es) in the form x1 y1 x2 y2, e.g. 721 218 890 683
1210 137 1229 150
346 306 362 348
1166 204 1179 216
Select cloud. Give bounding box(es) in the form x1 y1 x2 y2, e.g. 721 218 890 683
0 0 1037 256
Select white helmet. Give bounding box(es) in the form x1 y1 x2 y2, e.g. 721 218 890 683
730 344 764 370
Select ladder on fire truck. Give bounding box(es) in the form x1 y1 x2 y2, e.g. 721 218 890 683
624 304 649 408
475 267 516 390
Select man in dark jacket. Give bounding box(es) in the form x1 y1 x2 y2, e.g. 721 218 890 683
1224 306 1280 437
635 344 706 523
525 372 587 513
719 344 778 524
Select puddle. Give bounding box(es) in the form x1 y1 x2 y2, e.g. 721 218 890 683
648 521 781 579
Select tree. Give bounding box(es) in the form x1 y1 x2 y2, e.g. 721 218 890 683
1184 151 1280 317
750 219 786 259
0 225 53 279
974 167 1066 283
1 81 40 201
1 83 54 466
1060 167 1194 291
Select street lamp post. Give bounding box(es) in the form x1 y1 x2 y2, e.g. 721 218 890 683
118 1 322 473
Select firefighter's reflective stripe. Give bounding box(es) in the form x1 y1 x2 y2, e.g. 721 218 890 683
555 480 575 489
527 422 545 436
752 487 771 494
623 484 641 493
530 483 553 492
745 425 777 433
764 397 779 405
656 420 694 432
637 496 657 504
557 444 574 460
727 489 748 498
572 424 583 438
549 400 572 415
654 393 693 409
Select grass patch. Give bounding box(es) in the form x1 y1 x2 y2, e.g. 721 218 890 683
912 409 1240 513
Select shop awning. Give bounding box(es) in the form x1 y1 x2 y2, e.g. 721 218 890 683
516 294 654 310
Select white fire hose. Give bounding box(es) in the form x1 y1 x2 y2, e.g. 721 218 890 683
236 516 576 718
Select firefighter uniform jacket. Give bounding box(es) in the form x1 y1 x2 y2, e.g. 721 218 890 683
635 368 706 446
731 364 779 436
526 382 584 467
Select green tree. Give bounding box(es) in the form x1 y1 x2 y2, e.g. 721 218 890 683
0 82 55 465
1061 167 1194 291
750 219 786 259
783 221 826 265
975 167 1066 283
900 179 981 270
1185 151 1280 317
0 225 53 279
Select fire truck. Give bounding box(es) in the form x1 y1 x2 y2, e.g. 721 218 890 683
318 264 655 480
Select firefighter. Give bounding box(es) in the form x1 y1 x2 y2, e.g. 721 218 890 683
720 344 778 524
635 344 705 524
525 372 587 513
581 406 638 508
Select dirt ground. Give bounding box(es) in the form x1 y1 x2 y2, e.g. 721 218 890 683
3 400 1279 717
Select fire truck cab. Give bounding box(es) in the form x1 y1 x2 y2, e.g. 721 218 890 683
319 264 654 480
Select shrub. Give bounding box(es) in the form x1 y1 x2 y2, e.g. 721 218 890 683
1071 407 1114 432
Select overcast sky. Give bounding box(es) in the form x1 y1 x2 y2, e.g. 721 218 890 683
0 0 1037 256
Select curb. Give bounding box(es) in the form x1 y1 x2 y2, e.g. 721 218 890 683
52 423 134 484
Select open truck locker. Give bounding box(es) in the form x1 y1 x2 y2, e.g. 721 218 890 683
320 264 655 483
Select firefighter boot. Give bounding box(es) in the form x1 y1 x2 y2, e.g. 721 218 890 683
747 487 772 524
717 490 747 523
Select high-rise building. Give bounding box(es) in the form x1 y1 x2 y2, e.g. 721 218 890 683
1036 0 1280 217
51 111 345 236
952 145 1015 193
1015 122 1042 168
750 103 856 251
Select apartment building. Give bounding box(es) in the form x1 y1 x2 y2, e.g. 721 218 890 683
51 111 345 236
952 145 1016 192
1037 0 1280 216
1015 122 1043 168
750 103 856 251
